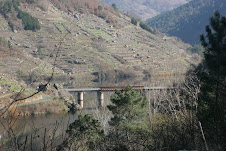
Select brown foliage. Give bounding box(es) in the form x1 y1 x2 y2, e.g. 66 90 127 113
49 0 118 24
107 14 117 24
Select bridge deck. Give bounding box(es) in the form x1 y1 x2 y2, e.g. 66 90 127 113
65 86 176 92
66 88 101 92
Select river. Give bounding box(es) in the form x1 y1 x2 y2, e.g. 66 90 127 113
0 75 184 150
0 108 110 150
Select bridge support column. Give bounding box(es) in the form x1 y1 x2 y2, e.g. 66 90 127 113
144 90 150 109
98 91 104 108
143 90 151 113
78 92 84 109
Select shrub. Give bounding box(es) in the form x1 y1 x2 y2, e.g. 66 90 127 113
0 37 8 47
139 22 155 34
17 10 40 30
188 44 204 56
131 17 137 25
0 0 17 13
112 3 117 11
97 12 107 19
106 15 117 24
98 5 103 11
148 114 200 150
8 40 12 50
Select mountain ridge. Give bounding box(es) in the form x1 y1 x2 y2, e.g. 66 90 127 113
146 0 226 45
101 0 190 20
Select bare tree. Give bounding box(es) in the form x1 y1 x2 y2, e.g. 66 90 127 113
148 72 202 150
0 27 69 150
152 72 200 117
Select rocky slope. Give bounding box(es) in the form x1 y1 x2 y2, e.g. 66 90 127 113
0 0 200 89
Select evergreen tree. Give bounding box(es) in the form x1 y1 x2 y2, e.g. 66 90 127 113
107 86 150 150
0 0 40 31
17 10 40 30
198 11 226 149
98 5 103 11
131 17 137 26
112 3 118 11
8 40 12 50
139 22 155 34
108 86 148 127
58 114 105 151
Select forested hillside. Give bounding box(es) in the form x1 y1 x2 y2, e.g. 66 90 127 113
101 0 190 20
146 0 226 45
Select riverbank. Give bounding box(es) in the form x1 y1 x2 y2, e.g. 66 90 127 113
0 93 70 117
17 98 69 116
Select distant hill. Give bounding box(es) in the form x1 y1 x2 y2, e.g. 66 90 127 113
101 0 190 20
146 0 226 45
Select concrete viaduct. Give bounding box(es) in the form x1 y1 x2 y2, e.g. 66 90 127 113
65 86 176 109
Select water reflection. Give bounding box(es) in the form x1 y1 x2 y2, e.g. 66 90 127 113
0 75 185 149
59 74 184 88
0 109 100 150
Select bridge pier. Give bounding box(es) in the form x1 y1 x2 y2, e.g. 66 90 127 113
78 92 84 109
144 90 151 111
142 90 151 113
98 91 104 108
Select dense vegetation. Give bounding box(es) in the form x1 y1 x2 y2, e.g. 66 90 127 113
17 8 40 30
147 0 226 45
197 11 226 150
0 0 40 30
59 85 201 150
139 22 155 34
188 44 204 56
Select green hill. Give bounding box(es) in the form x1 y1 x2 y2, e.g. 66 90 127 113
146 0 226 45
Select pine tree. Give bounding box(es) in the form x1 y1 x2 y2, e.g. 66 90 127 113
107 86 150 150
198 11 226 149
59 114 105 151
108 86 148 127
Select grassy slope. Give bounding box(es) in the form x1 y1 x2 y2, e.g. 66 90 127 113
0 0 202 115
0 15 67 114
0 0 200 88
